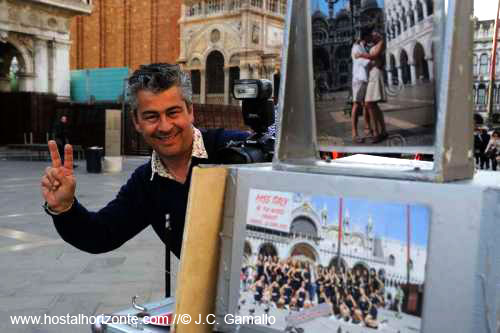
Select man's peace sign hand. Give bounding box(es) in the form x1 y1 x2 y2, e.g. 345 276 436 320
41 140 76 213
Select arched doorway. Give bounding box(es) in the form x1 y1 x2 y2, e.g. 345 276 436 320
206 50 225 103
258 242 278 258
328 257 347 271
290 216 318 238
352 262 369 278
0 42 25 92
400 50 411 85
290 243 317 263
413 42 429 82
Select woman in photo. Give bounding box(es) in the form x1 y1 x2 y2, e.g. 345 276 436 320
485 130 500 171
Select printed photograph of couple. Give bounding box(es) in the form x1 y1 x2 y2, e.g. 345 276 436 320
312 0 437 148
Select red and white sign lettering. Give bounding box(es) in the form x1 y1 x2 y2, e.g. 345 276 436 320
247 189 293 232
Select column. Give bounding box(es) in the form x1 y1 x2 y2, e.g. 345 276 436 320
421 1 428 18
200 69 206 104
34 37 49 93
17 72 35 91
473 83 479 105
410 63 417 85
51 40 71 98
386 68 393 87
426 57 434 81
239 64 250 79
224 66 230 105
397 66 403 85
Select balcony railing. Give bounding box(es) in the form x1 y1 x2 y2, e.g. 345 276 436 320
28 0 92 14
184 0 286 19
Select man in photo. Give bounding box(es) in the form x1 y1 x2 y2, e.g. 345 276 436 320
40 63 248 291
351 28 373 143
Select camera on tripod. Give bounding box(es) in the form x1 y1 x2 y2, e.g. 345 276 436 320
216 79 276 164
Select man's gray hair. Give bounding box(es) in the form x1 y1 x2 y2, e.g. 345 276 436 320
126 63 193 116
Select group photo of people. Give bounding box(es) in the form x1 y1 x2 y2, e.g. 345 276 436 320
239 254 409 331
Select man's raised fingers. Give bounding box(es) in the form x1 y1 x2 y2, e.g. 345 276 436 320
63 144 73 171
48 140 62 168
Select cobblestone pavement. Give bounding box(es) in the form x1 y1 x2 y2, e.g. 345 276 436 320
0 158 174 333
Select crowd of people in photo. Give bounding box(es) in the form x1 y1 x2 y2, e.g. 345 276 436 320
474 128 500 171
240 254 406 329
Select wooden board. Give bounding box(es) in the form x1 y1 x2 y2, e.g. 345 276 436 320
174 166 228 333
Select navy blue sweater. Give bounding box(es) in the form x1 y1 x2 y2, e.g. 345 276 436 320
49 129 247 258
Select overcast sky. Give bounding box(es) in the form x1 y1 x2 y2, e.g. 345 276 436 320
475 0 498 20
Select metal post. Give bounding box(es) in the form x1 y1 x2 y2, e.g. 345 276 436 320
336 197 343 271
487 0 500 123
406 205 411 286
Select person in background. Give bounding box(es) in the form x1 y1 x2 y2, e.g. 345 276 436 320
485 130 500 171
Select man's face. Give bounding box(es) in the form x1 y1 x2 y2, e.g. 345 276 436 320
61 116 67 123
133 86 194 162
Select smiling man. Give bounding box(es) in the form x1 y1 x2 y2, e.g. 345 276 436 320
40 64 248 277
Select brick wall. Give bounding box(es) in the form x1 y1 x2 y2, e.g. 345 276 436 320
70 0 181 70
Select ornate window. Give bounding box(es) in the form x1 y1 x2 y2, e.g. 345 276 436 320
416 1 424 21
472 55 478 76
480 54 489 76
186 1 202 17
251 0 263 9
266 0 278 12
389 254 396 266
279 0 287 15
478 85 486 105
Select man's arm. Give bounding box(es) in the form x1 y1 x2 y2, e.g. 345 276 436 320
42 141 150 254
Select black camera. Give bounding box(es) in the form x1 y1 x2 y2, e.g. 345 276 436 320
216 79 276 164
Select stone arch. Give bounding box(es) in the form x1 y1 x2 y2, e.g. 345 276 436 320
413 42 429 81
258 242 278 258
400 49 411 84
202 46 228 67
352 261 370 277
229 53 240 66
328 256 348 271
189 55 203 67
4 36 34 74
289 242 318 263
205 49 225 94
290 215 318 238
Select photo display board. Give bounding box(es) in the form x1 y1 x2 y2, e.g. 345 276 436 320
238 189 429 332
312 0 436 149
274 0 475 182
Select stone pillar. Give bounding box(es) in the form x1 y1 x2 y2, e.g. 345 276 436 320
51 40 71 99
17 72 35 91
34 38 49 93
386 68 393 87
200 69 206 104
473 83 479 105
422 1 429 18
239 64 250 79
397 66 404 85
410 63 417 85
224 66 230 105
426 57 434 81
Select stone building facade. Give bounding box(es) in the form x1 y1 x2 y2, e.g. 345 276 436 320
472 19 500 124
0 0 92 98
178 0 286 105
69 0 182 71
384 0 435 87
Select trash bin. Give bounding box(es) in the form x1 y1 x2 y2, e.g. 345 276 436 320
86 146 103 173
